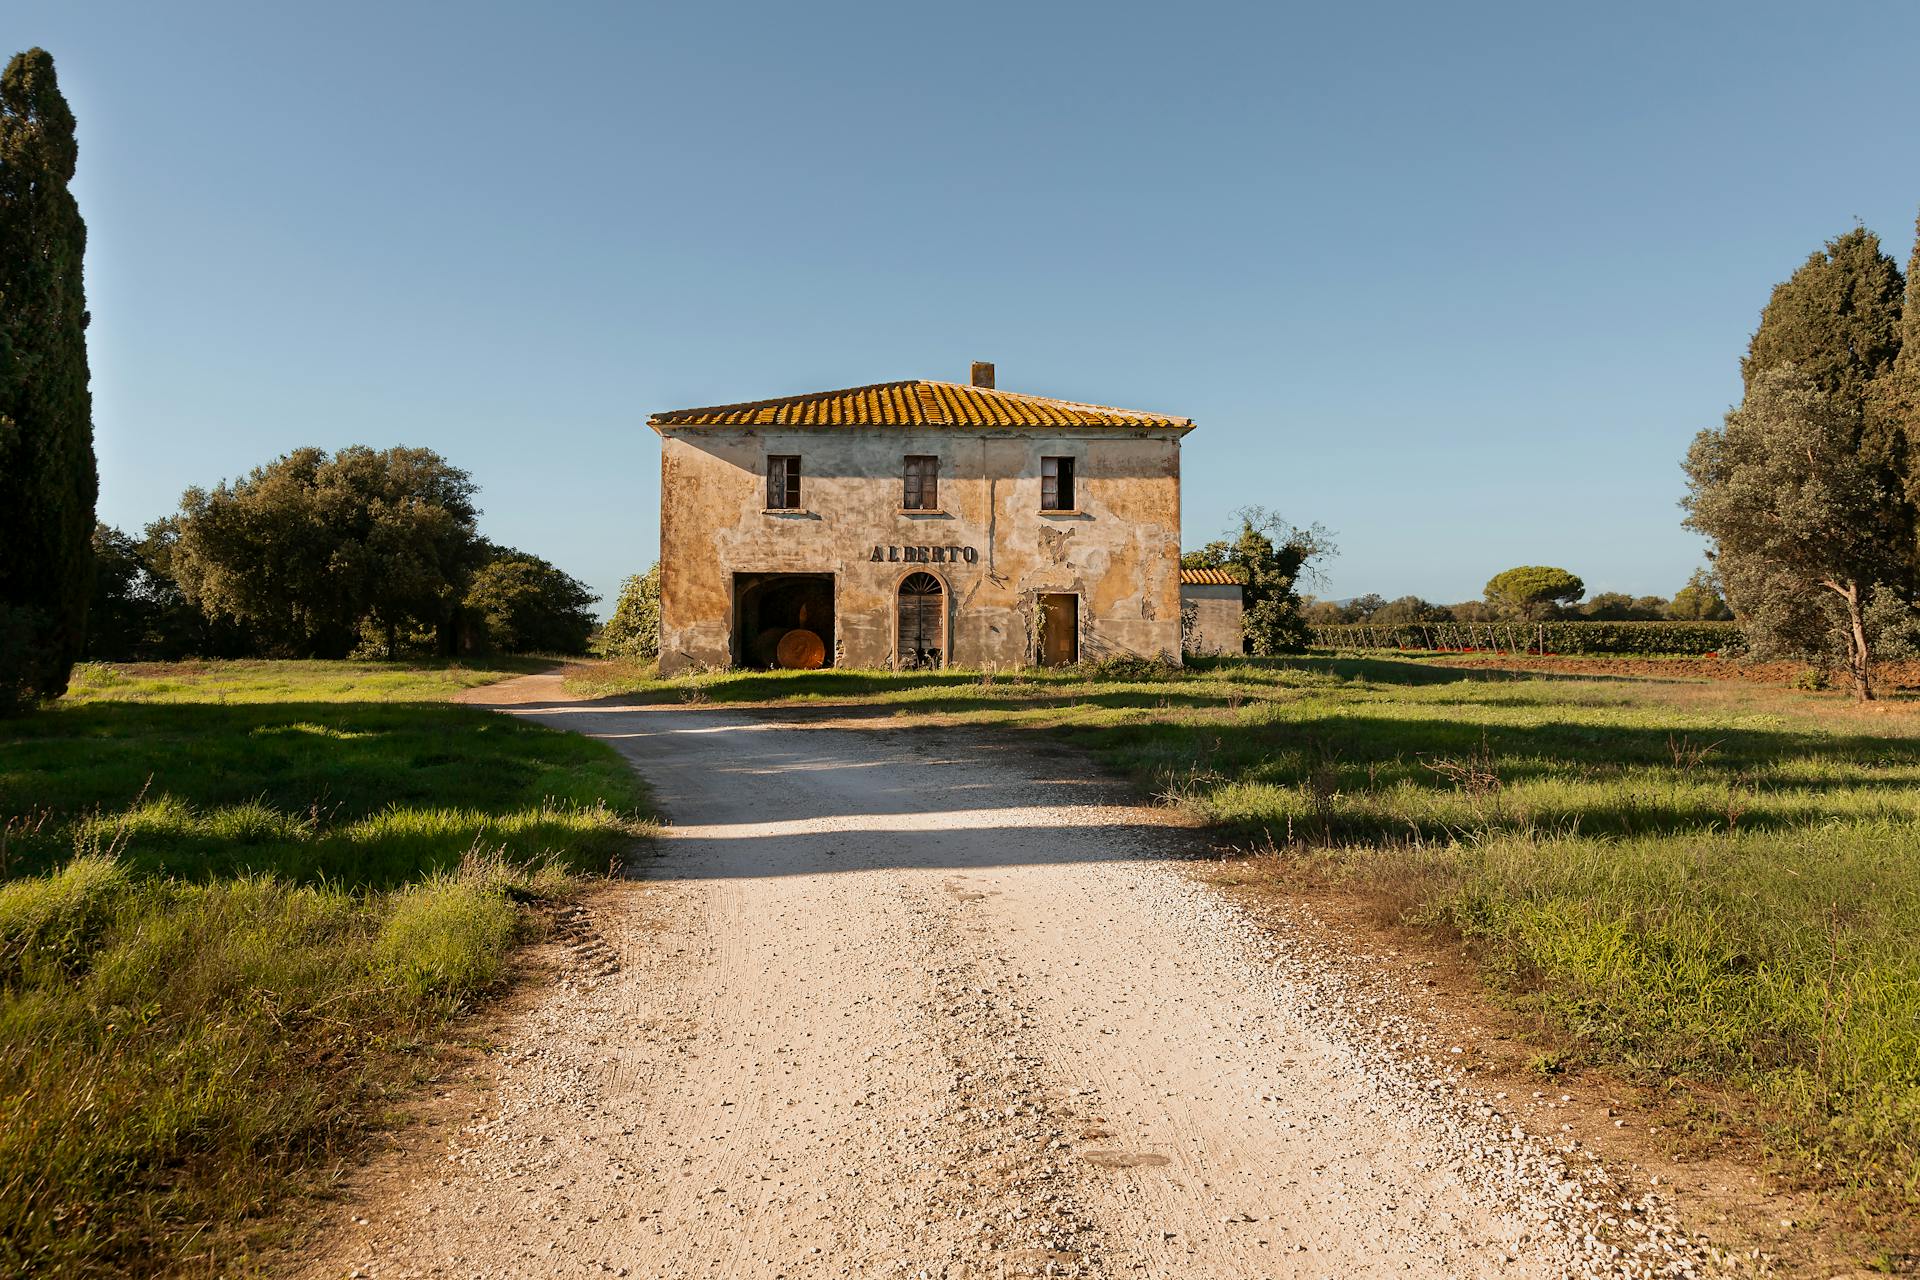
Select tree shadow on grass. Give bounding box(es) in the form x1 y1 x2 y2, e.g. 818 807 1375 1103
0 700 644 887
17 668 1915 888
475 694 1920 874
582 655 1647 713
1055 709 1920 846
502 688 1251 720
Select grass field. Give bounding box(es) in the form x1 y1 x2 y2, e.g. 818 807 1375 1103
0 659 651 1278
571 655 1920 1226
61 656 553 705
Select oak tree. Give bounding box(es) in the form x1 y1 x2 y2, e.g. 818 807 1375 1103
462 551 597 655
1683 366 1910 700
1667 568 1732 621
165 447 480 657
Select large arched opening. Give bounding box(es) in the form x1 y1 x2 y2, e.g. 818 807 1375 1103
732 572 834 669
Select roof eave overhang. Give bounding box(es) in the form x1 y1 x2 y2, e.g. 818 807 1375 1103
647 419 1195 434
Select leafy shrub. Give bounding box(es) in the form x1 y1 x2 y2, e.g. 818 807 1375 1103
598 566 661 659
1668 568 1733 620
1078 655 1182 682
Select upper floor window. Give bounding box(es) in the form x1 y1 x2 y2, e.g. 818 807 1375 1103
766 454 801 510
1041 456 1076 512
903 455 939 511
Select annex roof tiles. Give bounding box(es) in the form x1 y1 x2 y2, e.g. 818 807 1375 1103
1179 567 1240 586
648 380 1193 431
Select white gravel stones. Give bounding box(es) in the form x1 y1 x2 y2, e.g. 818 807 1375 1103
298 677 1732 1280
1099 850 1723 1279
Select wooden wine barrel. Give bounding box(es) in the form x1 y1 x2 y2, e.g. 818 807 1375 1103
776 628 826 670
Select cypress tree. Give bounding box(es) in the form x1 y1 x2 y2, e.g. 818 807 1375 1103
1742 225 1914 598
1743 227 1904 406
1873 208 1920 523
0 48 95 708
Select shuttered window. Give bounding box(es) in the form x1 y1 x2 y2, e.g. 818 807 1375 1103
766 455 800 510
1041 456 1075 512
903 455 938 510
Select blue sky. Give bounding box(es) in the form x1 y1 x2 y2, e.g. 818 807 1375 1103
12 0 1920 612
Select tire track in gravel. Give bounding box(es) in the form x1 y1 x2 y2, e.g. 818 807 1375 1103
300 673 1721 1280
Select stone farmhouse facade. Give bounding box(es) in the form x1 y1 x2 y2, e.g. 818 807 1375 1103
648 363 1194 675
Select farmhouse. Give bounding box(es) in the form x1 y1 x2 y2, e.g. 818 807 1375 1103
648 363 1193 675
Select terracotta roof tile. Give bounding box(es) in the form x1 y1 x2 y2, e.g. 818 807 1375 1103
1179 568 1240 586
649 379 1193 431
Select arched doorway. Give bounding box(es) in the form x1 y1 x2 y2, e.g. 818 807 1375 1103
897 572 945 669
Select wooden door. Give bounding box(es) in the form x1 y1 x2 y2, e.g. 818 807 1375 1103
1038 593 1078 666
897 573 945 669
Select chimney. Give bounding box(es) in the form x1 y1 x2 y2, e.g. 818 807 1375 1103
970 361 995 389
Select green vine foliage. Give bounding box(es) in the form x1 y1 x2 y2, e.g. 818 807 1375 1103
1310 619 1746 656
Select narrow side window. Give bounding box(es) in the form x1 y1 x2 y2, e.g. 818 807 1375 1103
767 455 800 509
903 455 938 510
1041 456 1075 511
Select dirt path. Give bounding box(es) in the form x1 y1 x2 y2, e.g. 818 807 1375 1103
302 673 1713 1280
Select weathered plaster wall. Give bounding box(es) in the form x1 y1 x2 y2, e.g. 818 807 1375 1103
1180 583 1244 656
655 427 1184 673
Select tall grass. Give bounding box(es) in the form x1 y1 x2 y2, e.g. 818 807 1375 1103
0 851 565 1275
1322 825 1920 1203
0 660 652 1277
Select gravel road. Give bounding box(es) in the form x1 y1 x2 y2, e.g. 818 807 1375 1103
304 673 1717 1280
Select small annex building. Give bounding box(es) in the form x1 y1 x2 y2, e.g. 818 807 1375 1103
1178 567 1245 656
648 362 1193 675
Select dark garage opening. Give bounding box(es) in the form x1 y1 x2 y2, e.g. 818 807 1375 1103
733 573 835 669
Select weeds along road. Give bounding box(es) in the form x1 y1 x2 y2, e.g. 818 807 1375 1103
305 672 1712 1280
